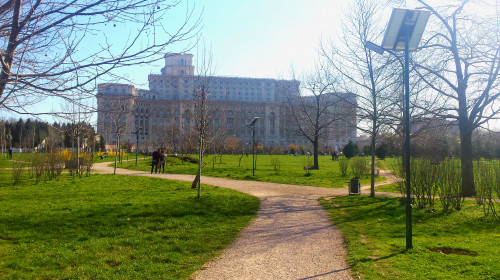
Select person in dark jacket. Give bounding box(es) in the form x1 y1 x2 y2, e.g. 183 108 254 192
151 148 161 174
159 150 166 173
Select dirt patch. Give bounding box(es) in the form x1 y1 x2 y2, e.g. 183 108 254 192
428 247 478 256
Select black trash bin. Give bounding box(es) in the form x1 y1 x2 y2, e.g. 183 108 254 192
349 177 360 195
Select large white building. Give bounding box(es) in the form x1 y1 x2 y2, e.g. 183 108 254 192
96 53 356 152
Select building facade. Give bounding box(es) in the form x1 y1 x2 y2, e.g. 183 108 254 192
96 53 356 152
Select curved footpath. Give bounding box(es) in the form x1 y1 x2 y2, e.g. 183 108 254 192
93 163 397 279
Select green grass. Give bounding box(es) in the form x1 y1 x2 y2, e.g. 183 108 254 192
116 154 386 188
94 153 144 164
376 182 400 193
374 177 500 200
0 154 34 168
0 172 259 279
320 196 500 280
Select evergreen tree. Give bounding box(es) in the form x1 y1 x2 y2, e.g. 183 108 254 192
375 143 388 160
343 140 359 159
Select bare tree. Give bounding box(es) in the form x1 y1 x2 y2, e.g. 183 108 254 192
99 94 131 174
162 122 181 153
286 66 342 170
0 0 200 117
224 136 241 154
321 0 401 196
413 0 500 196
191 46 215 198
59 98 95 177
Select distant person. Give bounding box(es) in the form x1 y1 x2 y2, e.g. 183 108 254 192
151 148 161 174
8 148 12 159
160 150 166 173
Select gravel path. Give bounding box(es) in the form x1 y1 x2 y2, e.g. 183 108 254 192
94 162 379 279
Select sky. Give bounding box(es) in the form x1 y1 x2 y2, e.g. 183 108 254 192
5 0 497 128
180 0 347 79
4 0 358 124
109 0 353 88
3 0 357 123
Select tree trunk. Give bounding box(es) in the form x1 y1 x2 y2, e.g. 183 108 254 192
114 134 119 175
191 171 200 189
197 137 202 198
77 134 80 178
370 134 376 197
460 128 475 196
313 137 319 169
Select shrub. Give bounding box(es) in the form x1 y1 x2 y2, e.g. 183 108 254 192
343 141 359 159
375 143 388 160
66 157 78 177
58 149 73 161
11 160 24 185
46 152 64 181
391 158 406 198
31 153 46 183
436 159 463 213
394 157 463 213
81 152 95 177
303 155 312 176
475 161 497 219
374 159 381 177
339 157 349 176
181 156 198 164
271 158 281 174
410 158 438 209
350 156 368 178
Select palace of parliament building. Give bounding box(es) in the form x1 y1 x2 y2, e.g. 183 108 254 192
96 53 356 152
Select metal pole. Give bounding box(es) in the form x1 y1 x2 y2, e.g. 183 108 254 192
114 133 119 175
2 124 4 158
135 130 139 167
404 25 413 250
252 127 255 176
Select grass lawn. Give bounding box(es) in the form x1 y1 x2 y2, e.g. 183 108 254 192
374 180 500 200
0 154 34 168
376 182 400 193
115 154 386 188
320 196 500 280
0 172 259 279
375 157 400 171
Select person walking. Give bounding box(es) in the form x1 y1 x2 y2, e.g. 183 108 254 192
160 150 166 173
151 149 161 174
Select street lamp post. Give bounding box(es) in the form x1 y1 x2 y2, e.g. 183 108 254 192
135 127 141 167
365 8 430 250
247 117 259 176
114 132 120 175
126 137 130 161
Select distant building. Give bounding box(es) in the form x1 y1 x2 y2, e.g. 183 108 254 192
96 53 356 151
